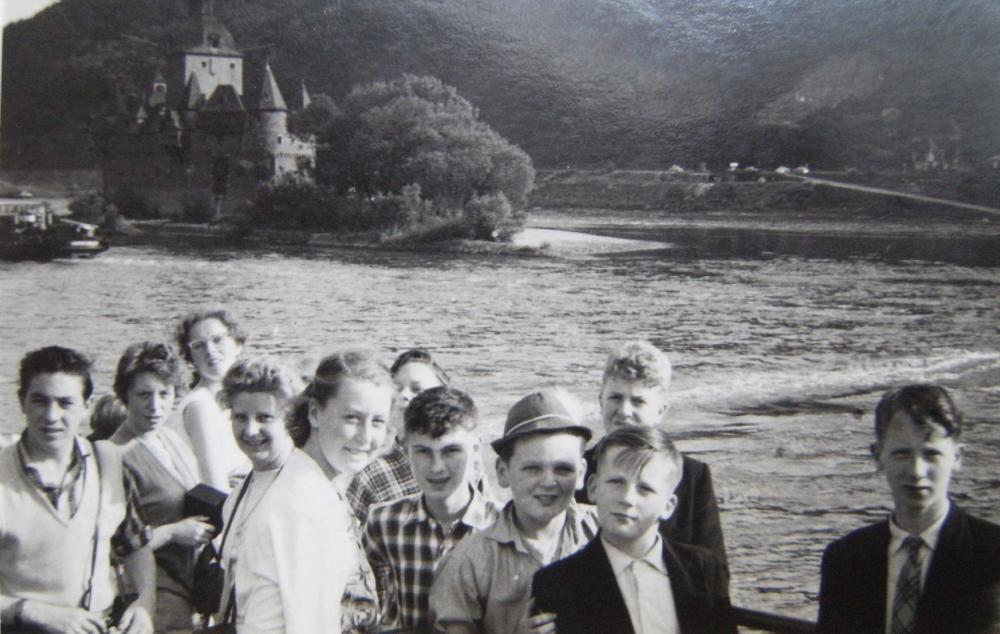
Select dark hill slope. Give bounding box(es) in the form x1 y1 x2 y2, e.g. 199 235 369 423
3 0 999 169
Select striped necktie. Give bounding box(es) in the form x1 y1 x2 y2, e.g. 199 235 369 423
890 536 924 634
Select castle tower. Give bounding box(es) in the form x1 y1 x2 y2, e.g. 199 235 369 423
167 0 243 107
255 62 288 152
298 80 311 111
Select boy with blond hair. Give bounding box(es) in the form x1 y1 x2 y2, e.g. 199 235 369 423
429 387 598 634
534 425 735 633
578 340 727 567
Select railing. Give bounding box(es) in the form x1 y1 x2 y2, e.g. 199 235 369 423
733 606 815 633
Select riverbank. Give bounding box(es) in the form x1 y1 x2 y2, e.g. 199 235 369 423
106 219 673 258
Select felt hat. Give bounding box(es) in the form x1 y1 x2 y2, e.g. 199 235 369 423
490 387 592 454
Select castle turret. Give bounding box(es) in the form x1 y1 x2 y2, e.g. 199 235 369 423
254 62 288 151
167 0 243 107
297 80 311 111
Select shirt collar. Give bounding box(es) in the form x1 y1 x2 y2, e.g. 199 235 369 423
888 502 950 555
399 484 495 529
486 500 598 554
602 534 669 577
18 434 89 473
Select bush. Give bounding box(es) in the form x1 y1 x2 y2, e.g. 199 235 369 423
462 192 523 241
110 187 159 219
69 192 116 224
178 192 215 223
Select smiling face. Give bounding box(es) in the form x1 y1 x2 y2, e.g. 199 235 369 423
407 428 479 503
393 361 445 411
187 318 242 384
588 447 677 552
600 377 668 432
231 391 294 471
309 378 392 477
20 372 91 453
874 410 962 530
124 372 176 436
496 432 587 534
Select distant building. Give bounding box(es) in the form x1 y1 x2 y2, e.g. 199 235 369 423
98 0 315 217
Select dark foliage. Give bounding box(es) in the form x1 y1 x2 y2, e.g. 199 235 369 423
3 0 999 170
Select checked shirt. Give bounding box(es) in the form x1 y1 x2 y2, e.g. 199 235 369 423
363 486 498 631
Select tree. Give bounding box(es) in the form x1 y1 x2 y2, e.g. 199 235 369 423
287 94 341 139
316 75 535 210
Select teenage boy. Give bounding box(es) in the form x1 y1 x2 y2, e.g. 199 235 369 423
533 426 735 634
363 386 498 632
817 384 1000 633
429 387 598 634
577 340 727 566
0 346 156 634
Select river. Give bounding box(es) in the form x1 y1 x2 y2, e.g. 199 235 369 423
2 205 999 621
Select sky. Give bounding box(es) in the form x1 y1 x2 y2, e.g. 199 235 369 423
2 0 59 27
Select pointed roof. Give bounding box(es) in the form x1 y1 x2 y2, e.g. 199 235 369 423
179 73 205 110
153 68 166 86
172 13 241 56
298 80 311 111
256 63 287 111
202 84 245 113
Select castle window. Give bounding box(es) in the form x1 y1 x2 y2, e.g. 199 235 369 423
208 33 222 47
201 61 207 68
230 63 235 69
277 135 283 143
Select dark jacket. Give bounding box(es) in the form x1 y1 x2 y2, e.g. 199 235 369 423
817 504 1000 634
577 448 728 574
532 534 736 634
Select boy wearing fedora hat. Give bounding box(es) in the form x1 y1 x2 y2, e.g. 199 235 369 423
429 387 598 634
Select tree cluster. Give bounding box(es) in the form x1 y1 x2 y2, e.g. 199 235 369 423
254 74 534 242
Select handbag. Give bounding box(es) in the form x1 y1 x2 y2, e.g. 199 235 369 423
191 476 251 617
197 586 237 634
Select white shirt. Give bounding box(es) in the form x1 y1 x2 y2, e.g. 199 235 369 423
884 505 949 634
603 536 679 634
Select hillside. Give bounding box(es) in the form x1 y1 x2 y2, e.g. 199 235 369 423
3 0 1000 170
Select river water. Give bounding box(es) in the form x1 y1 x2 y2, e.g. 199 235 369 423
2 205 999 621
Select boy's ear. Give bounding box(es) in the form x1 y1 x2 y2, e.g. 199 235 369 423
495 457 510 489
307 401 320 429
586 472 598 499
575 456 588 491
659 493 678 522
870 442 883 469
954 443 965 472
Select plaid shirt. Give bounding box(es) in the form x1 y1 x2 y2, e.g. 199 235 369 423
17 435 151 557
347 440 420 526
363 486 499 631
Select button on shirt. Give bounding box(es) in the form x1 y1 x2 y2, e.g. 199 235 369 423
604 535 680 634
884 507 948 634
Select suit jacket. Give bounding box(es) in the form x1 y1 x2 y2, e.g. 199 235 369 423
532 535 736 634
817 505 1000 634
577 448 728 572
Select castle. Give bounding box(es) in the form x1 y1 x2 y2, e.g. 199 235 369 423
100 0 315 218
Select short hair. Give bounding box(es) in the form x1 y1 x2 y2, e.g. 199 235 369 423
18 346 94 402
592 426 682 491
390 348 451 386
874 384 963 442
601 340 672 392
219 358 302 408
404 386 477 438
288 350 392 446
113 342 187 404
175 309 247 366
87 394 127 441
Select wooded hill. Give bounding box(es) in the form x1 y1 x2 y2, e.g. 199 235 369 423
3 0 999 171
